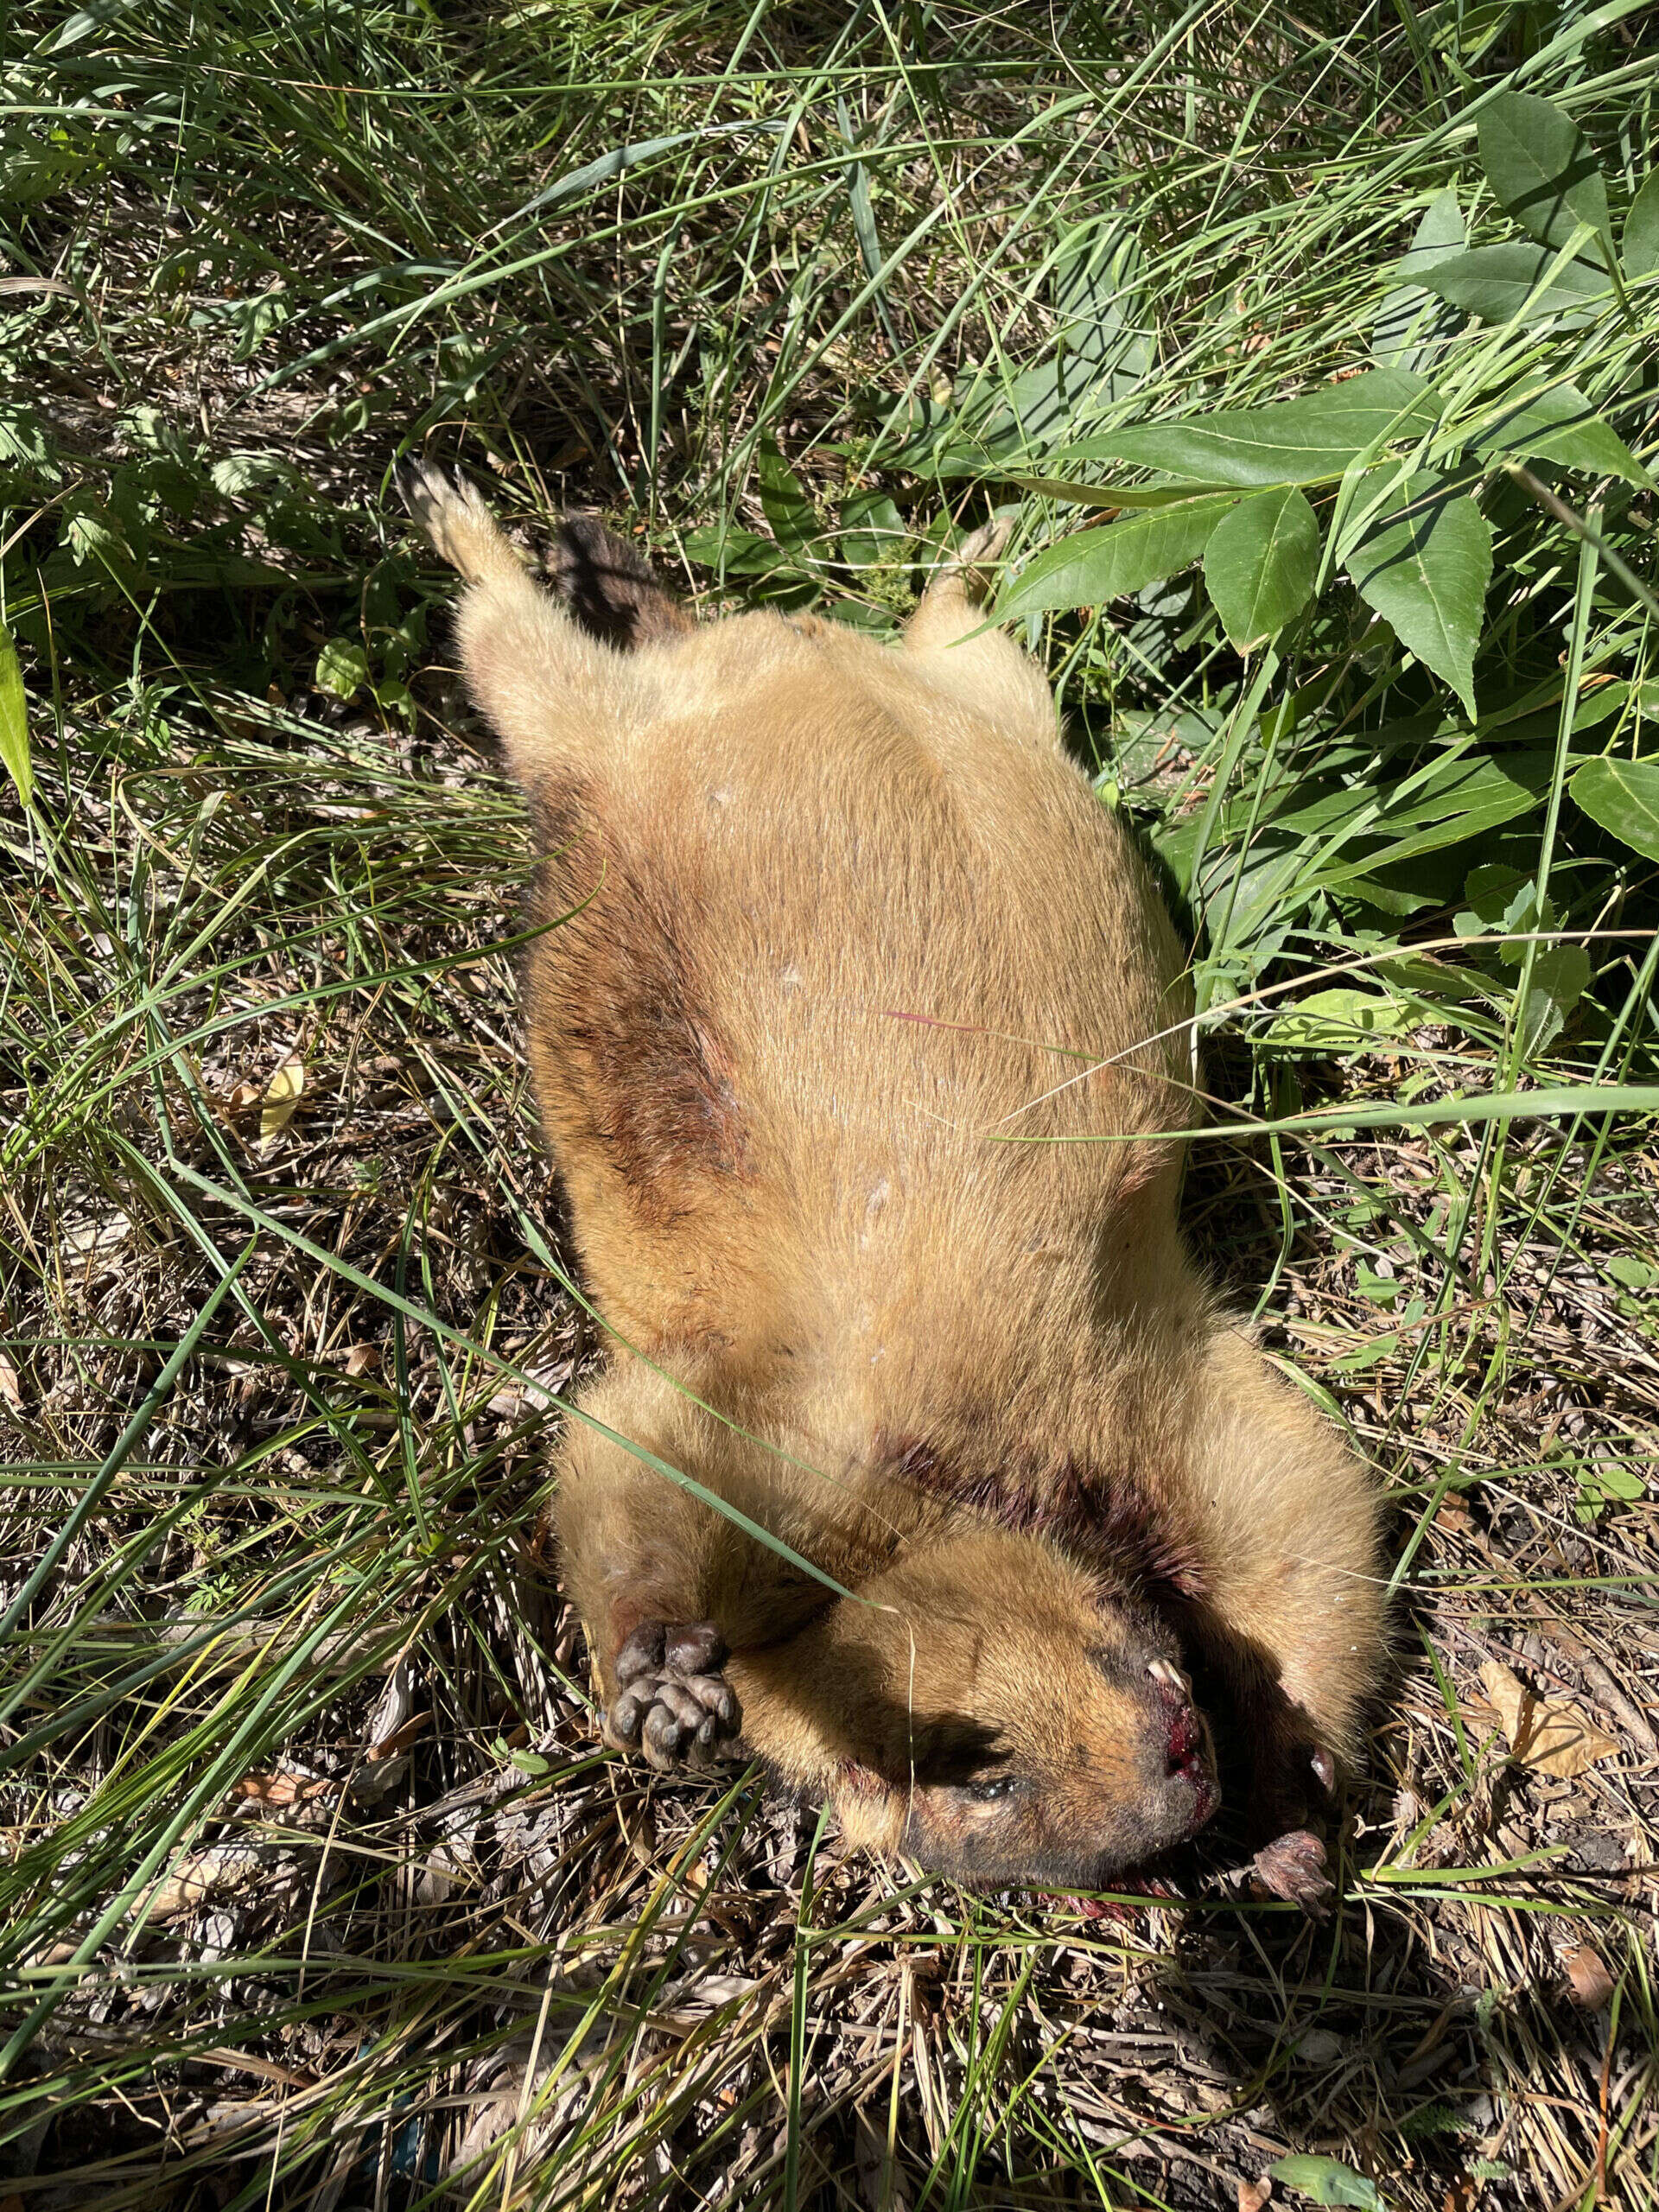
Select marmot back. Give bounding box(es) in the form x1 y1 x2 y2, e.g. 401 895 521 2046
406 467 1385 1906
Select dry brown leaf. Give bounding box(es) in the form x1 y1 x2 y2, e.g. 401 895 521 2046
142 1843 264 1921
343 1341 379 1377
233 1770 338 1809
258 1054 304 1150
369 1711 431 1763
1563 1944 1615 2012
1238 2180 1272 2212
226 1077 264 1115
1478 1659 1619 1779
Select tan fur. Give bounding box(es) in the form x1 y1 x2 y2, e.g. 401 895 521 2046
405 467 1386 1894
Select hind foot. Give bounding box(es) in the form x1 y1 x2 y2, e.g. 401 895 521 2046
398 461 525 585
604 1619 741 1771
939 516 1013 603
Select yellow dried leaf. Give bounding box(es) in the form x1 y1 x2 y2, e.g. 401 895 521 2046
258 1055 304 1150
1478 1659 1618 1779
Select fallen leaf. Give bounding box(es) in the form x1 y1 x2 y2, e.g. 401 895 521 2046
1240 2180 1274 2212
1563 1944 1615 2011
233 1770 338 1809
1478 1660 1619 1778
343 1341 380 1377
1268 2154 1384 2209
226 1077 264 1115
370 1711 431 1762
141 1843 265 1921
258 1054 305 1150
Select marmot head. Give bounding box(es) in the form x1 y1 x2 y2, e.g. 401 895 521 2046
744 1529 1218 1891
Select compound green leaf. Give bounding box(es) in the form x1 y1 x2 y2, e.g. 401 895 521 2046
1041 368 1440 488
1471 380 1651 487
1571 756 1659 861
1202 484 1319 650
1478 92 1611 264
997 494 1238 618
1373 188 1464 369
1417 243 1611 323
1345 475 1491 721
1625 169 1659 279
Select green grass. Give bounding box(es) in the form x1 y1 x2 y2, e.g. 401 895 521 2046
3 2 1658 2205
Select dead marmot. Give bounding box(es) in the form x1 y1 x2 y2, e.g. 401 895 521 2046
404 466 1385 1907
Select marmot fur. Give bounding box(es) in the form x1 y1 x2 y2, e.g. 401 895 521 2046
404 466 1385 1906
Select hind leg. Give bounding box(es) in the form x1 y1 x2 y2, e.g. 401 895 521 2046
401 464 644 791
904 520 1058 744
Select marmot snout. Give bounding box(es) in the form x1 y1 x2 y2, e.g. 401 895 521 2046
405 465 1386 1907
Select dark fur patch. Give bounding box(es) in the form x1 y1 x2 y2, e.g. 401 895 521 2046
550 515 694 651
527 818 751 1212
886 1436 1205 1600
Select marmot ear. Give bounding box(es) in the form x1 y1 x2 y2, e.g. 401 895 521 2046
550 516 695 651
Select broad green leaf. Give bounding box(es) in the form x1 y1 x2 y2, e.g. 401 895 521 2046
1471 381 1651 487
1625 169 1659 279
1373 187 1464 369
1418 244 1611 323
1272 988 1414 1052
315 638 371 701
0 623 30 807
1007 474 1215 511
758 437 819 552
1346 475 1491 721
1041 368 1440 488
683 524 797 579
997 494 1238 619
1520 943 1591 1055
1572 757 1659 861
1203 485 1319 650
1268 2154 1388 2210
1478 92 1611 264
838 489 902 569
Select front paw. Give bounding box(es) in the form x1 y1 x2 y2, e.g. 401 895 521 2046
603 1619 741 1771
1248 1827 1333 1913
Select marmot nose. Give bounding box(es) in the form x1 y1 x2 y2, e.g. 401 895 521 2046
1165 1702 1203 1774
1144 1657 1208 1780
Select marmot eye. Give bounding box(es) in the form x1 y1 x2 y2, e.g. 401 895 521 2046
969 1773 1025 1803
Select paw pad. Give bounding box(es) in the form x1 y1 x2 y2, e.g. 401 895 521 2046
604 1619 741 1771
